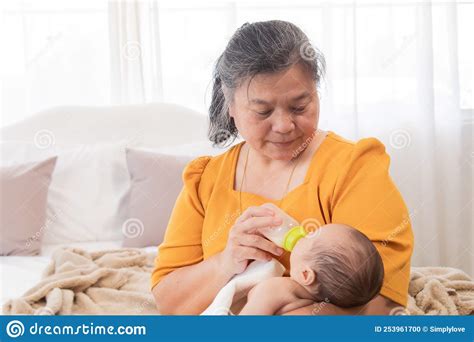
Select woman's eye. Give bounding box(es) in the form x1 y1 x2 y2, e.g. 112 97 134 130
256 109 273 116
291 106 306 113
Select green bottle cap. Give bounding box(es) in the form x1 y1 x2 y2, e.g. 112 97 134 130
282 225 307 252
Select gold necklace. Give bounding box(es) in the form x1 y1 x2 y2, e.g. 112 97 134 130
238 144 302 215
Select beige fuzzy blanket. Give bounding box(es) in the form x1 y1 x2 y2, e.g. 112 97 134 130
3 247 474 315
407 267 474 315
2 247 159 315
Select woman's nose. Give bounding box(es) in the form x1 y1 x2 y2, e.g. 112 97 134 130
271 110 295 134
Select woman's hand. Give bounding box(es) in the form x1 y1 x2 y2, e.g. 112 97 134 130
217 206 285 276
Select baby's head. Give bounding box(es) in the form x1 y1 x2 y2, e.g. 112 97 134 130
289 223 384 308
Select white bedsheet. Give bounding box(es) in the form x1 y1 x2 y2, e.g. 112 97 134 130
0 255 51 307
0 240 158 307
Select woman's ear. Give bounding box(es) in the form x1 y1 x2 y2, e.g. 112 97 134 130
228 103 234 119
228 98 236 120
300 266 317 286
222 85 234 119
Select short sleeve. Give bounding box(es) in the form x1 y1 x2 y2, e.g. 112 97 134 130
331 138 414 307
150 156 212 289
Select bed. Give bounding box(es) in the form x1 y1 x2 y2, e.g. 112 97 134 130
0 241 130 307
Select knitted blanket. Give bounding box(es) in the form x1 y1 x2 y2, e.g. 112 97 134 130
2 247 159 315
3 248 473 315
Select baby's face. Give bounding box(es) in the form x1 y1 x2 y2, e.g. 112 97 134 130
289 224 351 284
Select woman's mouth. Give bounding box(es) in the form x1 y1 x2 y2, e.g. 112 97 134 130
271 139 295 147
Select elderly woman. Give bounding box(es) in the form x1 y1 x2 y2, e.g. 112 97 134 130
151 20 414 315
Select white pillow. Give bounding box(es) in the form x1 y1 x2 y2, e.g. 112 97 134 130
1 141 130 244
45 143 130 244
0 139 237 247
153 140 241 157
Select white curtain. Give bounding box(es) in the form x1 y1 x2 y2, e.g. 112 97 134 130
108 0 163 103
1 0 473 275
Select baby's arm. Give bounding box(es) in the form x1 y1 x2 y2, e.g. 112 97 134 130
239 277 295 315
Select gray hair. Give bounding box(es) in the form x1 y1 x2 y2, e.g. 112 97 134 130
208 20 326 147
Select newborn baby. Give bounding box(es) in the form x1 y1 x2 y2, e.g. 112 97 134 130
239 223 384 315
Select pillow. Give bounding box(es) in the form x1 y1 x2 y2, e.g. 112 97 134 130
122 148 193 247
154 140 239 156
0 157 57 255
1 141 130 245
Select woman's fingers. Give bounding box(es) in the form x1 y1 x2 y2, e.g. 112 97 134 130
235 245 274 263
235 206 275 224
238 216 282 233
221 204 285 276
238 234 284 256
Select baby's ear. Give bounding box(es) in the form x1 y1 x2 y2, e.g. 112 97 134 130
301 266 317 286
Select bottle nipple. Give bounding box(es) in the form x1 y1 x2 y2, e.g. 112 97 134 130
282 225 307 252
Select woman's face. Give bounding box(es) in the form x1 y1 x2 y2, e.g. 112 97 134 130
228 63 319 161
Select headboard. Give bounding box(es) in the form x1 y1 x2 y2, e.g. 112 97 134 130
0 102 209 148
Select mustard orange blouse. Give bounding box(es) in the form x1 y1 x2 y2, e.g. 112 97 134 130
151 131 414 307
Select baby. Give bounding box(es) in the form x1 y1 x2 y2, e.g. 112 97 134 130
239 223 384 315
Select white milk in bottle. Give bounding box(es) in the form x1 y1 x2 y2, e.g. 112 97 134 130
259 203 307 252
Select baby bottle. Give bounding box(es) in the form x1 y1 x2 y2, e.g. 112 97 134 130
259 203 307 252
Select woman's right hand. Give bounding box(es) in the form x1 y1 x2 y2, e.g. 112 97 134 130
218 206 286 276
